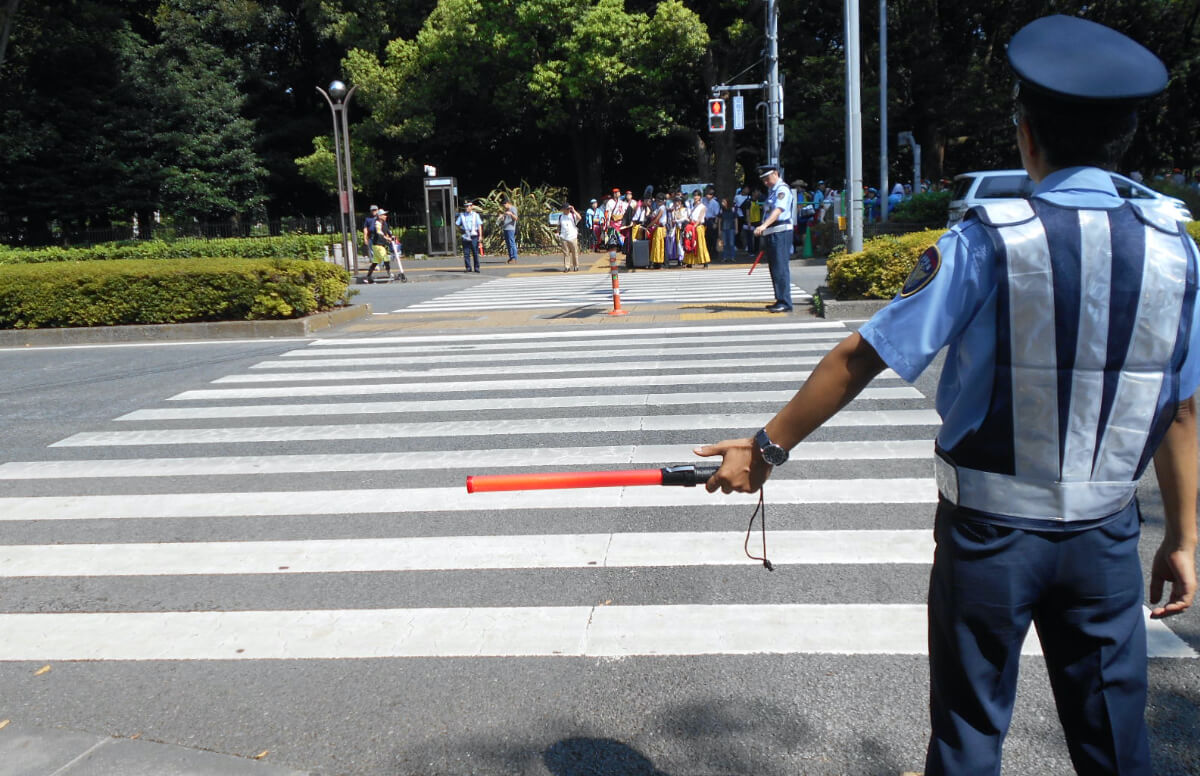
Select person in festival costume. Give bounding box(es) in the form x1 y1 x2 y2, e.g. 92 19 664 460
685 190 711 267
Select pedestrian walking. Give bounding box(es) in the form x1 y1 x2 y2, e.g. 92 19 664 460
697 15 1199 776
557 202 581 272
500 196 519 263
365 209 395 283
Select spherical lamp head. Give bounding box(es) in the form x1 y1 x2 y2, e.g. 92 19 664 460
328 80 348 101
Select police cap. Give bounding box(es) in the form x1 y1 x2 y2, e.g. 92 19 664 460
1008 15 1167 105
757 164 779 179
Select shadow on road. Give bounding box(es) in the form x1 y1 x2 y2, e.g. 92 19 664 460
543 737 669 776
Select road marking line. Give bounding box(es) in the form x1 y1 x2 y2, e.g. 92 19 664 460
253 342 845 368
115 388 922 421
0 478 936 520
0 606 1189 660
0 440 934 480
214 355 828 383
279 330 848 357
170 370 902 400
0 530 936 576
54 410 941 447
307 320 849 346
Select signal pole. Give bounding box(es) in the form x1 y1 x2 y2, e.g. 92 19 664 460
765 0 781 166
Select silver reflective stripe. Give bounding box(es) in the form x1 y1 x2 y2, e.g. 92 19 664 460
934 456 1135 521
1061 210 1112 481
1003 216 1059 479
763 224 791 235
1092 224 1187 480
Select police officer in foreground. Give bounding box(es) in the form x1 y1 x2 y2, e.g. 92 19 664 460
754 164 794 313
698 15 1199 775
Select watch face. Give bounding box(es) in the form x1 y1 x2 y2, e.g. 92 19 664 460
762 444 788 466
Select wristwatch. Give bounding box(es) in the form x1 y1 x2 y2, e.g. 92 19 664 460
754 428 789 466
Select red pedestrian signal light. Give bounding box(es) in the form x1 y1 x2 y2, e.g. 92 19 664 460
707 98 726 132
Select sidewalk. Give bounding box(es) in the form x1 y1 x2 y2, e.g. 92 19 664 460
0 721 311 776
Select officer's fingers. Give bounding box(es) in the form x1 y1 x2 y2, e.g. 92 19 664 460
1149 573 1166 605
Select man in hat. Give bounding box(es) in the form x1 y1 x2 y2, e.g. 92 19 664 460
455 200 483 273
698 15 1199 775
754 164 794 312
361 204 379 260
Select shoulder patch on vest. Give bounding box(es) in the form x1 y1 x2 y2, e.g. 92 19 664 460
968 200 1036 227
1128 202 1184 235
900 245 941 298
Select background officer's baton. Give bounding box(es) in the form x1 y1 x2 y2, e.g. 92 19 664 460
466 464 719 493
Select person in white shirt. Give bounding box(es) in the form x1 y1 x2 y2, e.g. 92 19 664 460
558 202 581 272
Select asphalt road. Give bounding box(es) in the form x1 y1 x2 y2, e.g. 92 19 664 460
0 260 1197 776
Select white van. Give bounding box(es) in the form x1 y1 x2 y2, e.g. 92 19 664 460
946 170 1192 227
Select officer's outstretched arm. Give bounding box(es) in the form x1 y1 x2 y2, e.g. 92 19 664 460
696 332 887 494
1150 395 1199 619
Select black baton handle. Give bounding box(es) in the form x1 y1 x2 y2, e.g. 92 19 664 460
660 463 721 486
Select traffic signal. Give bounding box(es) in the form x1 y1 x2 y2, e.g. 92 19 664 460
707 98 726 132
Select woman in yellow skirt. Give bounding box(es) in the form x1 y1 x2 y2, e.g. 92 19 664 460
648 193 666 266
685 190 710 267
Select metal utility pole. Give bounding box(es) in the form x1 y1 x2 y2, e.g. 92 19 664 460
879 0 888 223
765 0 781 166
316 80 358 272
844 0 863 252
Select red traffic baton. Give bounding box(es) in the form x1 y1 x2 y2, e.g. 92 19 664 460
466 463 720 493
747 250 764 275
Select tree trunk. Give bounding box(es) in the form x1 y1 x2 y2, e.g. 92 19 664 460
0 0 20 72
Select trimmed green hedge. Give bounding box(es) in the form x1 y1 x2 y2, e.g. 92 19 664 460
0 234 330 264
0 258 349 329
827 229 944 300
1188 220 1200 245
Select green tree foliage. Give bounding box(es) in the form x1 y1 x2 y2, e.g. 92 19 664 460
338 0 708 200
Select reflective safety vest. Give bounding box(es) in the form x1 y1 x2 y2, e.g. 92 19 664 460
936 199 1197 523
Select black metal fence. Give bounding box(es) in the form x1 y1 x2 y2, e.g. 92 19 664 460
0 213 425 248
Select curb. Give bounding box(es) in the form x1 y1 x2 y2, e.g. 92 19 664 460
0 304 371 348
815 288 890 320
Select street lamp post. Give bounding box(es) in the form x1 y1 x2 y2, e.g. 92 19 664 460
316 80 358 272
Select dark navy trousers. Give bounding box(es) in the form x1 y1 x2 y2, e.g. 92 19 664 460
763 230 792 309
925 499 1150 776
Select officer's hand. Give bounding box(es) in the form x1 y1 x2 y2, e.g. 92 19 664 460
693 439 771 494
1149 541 1197 619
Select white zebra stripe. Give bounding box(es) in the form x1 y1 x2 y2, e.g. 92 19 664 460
0 478 936 520
214 355 826 383
0 440 934 480
0 606 1189 661
284 330 847 357
116 387 922 421
54 410 941 447
0 530 935 576
306 320 850 346
170 370 903 400
253 342 844 368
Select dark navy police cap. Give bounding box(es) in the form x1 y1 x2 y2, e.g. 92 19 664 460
1008 15 1167 104
757 164 779 178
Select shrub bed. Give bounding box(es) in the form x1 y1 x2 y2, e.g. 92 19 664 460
827 229 944 300
0 258 349 329
0 234 330 264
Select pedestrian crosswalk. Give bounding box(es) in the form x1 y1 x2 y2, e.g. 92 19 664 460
1 320 1195 662
393 266 812 312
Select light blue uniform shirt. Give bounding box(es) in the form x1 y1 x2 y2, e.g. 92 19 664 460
860 166 1200 453
766 180 792 225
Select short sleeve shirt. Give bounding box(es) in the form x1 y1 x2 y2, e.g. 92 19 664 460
859 166 1200 451
766 180 792 224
